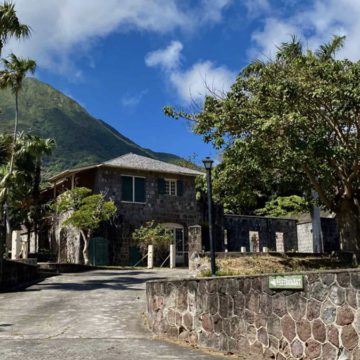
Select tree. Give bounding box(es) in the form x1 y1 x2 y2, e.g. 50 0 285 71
54 187 117 265
0 1 31 56
0 53 36 160
132 221 173 264
166 36 360 254
0 133 55 256
0 1 31 257
255 195 309 218
16 134 55 249
0 54 36 252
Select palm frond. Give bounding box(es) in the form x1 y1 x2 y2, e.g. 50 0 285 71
315 35 346 60
276 35 303 61
0 1 31 45
0 53 36 93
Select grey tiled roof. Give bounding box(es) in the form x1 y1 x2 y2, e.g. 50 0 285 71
49 153 204 182
103 153 203 176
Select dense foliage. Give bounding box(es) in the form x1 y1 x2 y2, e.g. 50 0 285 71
0 133 55 251
255 195 309 218
166 36 360 253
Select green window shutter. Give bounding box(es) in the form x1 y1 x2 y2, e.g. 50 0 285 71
122 176 133 201
177 180 184 196
135 177 146 203
158 178 166 194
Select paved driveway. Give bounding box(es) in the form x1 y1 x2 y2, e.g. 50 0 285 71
0 269 227 360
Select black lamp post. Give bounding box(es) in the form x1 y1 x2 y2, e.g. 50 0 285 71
203 156 216 276
1 203 8 258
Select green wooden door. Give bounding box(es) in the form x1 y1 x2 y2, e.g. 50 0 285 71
89 237 109 266
129 245 142 266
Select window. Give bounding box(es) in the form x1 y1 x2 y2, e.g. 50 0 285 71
121 176 145 203
165 179 177 196
158 178 184 196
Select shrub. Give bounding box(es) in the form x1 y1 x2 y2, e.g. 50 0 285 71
132 221 173 265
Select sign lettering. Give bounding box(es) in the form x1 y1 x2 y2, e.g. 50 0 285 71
268 275 304 290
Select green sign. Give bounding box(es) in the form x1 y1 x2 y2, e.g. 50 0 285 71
268 275 304 290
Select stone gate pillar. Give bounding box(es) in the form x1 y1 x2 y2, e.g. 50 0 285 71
188 225 202 271
11 231 22 260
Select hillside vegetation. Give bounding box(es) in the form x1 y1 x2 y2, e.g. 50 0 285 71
0 77 185 178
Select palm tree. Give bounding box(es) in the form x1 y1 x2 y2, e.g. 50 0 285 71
0 1 31 56
0 55 36 256
0 133 55 257
0 53 36 171
16 134 55 207
0 1 31 257
16 134 55 252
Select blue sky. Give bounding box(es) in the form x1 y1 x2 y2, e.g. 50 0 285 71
7 0 360 164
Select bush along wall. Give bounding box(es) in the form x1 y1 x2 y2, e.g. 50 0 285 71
146 269 360 359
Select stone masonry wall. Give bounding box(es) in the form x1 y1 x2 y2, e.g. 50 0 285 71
147 269 360 359
224 215 298 253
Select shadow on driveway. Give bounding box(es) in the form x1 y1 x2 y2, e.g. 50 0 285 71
87 271 155 276
33 274 167 292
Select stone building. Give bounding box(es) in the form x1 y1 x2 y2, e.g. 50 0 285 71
40 153 341 266
48 153 203 265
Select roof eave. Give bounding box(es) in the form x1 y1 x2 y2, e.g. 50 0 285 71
49 161 204 182
49 164 100 183
102 163 203 177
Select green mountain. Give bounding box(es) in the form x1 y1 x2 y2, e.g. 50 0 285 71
0 77 186 178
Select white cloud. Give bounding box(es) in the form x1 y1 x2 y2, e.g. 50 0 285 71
170 61 236 104
200 0 233 22
145 41 183 71
250 18 299 59
121 90 148 108
244 0 270 18
6 0 231 76
145 41 236 104
250 0 360 61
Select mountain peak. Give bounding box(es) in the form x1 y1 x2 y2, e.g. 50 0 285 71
0 77 183 178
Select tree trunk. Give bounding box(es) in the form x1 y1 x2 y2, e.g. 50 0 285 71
80 230 90 265
311 190 323 253
4 204 10 258
9 91 19 174
33 161 41 254
336 198 360 254
4 91 19 254
25 221 31 258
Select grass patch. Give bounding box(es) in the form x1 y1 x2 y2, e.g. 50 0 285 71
199 253 357 277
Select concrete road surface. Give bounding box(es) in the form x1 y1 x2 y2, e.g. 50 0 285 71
0 269 230 360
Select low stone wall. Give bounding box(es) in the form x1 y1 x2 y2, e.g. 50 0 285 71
38 262 93 273
146 269 360 359
0 259 39 291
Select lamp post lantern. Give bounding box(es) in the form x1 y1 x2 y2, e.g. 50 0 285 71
203 156 216 276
